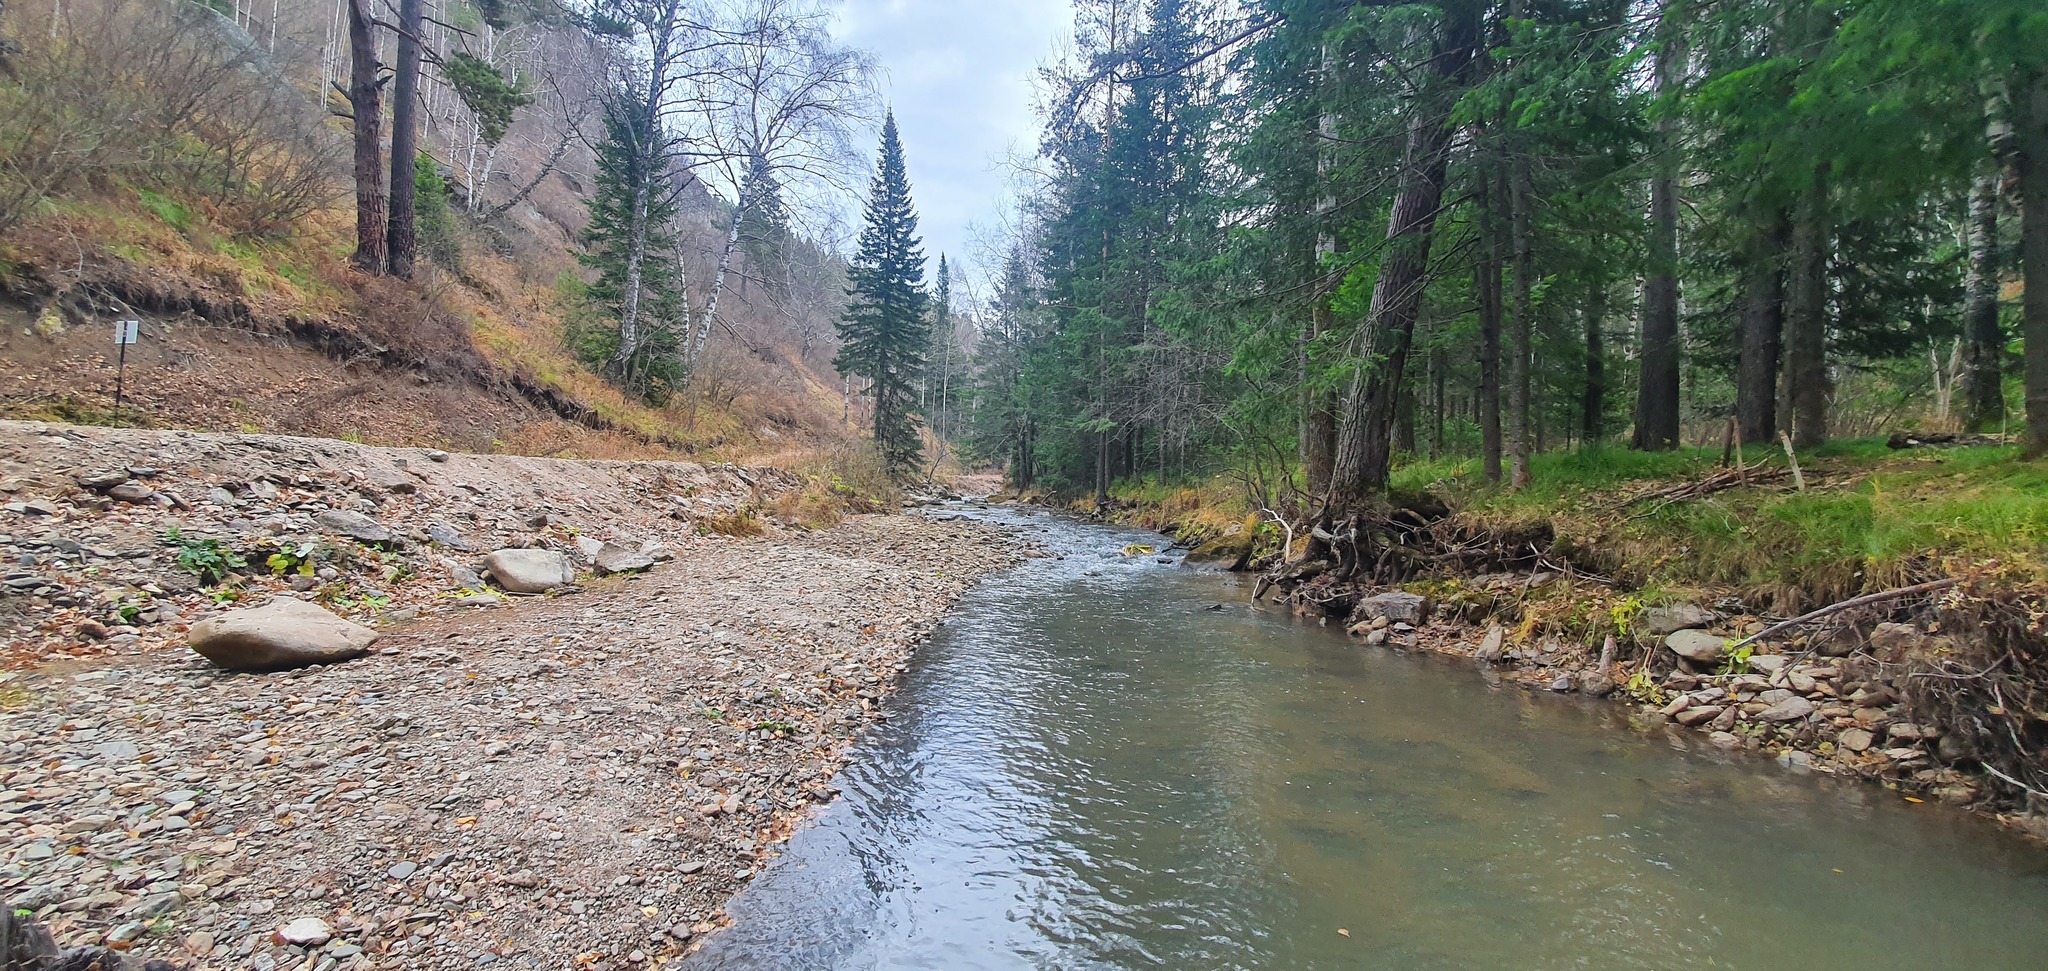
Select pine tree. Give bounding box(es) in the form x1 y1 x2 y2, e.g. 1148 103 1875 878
837 113 930 475
578 89 684 402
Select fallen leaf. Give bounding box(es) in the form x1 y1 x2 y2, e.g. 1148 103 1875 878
1337 929 1350 938
1904 796 1924 804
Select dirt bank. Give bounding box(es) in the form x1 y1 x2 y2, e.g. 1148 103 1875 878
0 421 1025 968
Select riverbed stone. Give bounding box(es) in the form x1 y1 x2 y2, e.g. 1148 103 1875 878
1353 591 1430 627
1758 696 1815 723
313 509 393 545
486 549 576 594
186 598 378 670
1839 727 1875 753
1474 626 1505 664
594 544 657 576
1182 534 1254 571
1665 629 1728 664
1643 604 1715 636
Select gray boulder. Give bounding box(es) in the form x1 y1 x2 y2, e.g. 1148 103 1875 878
1353 591 1430 627
1665 629 1729 664
594 544 657 576
314 509 394 545
1642 603 1715 636
187 598 378 671
486 548 575 594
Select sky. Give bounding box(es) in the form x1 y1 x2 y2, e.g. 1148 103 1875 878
832 0 1072 283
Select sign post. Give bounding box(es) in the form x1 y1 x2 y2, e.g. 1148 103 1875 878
113 319 140 408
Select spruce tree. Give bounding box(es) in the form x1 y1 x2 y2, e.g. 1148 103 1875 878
837 113 930 475
579 90 684 401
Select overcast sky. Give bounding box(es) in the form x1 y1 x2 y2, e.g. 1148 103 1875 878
832 0 1071 283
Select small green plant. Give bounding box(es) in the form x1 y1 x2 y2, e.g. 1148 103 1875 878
1608 596 1644 639
264 541 319 577
162 529 246 586
116 600 146 624
1623 668 1667 706
754 720 801 735
206 587 243 606
1719 641 1756 676
701 707 726 721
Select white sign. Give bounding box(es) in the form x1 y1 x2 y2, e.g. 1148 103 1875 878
114 320 140 345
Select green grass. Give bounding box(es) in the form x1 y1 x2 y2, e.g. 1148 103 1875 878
1402 439 2048 601
136 189 193 232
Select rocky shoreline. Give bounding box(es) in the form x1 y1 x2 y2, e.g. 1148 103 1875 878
0 421 1026 969
1322 575 2033 836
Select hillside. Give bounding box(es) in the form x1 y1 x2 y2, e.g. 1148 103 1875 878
0 0 863 471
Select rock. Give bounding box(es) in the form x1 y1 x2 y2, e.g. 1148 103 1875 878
573 536 606 563
1839 727 1875 753
427 523 474 551
1937 733 1976 762
1547 674 1575 693
1887 722 1938 742
186 598 379 671
1642 604 1715 636
1707 731 1742 749
276 916 333 947
1353 591 1430 627
485 549 575 594
1363 629 1389 646
1665 629 1728 664
1581 672 1615 698
368 468 417 494
388 861 418 880
1676 705 1725 727
1748 654 1788 673
1474 626 1505 664
426 449 450 462
1868 621 1926 661
1709 706 1739 731
75 470 130 492
1182 534 1254 571
106 480 154 503
594 544 657 576
1660 695 1692 718
313 509 393 545
1757 696 1815 723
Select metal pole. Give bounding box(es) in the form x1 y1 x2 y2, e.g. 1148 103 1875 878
115 339 127 409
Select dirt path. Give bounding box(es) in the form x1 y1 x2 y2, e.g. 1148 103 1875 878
0 421 1025 969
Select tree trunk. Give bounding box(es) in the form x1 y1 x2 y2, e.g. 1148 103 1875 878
1786 165 1831 450
1328 8 1480 512
2021 71 2048 459
692 172 760 372
1581 277 1607 443
1477 161 1504 483
1303 52 1339 499
1737 212 1787 446
1963 170 2004 431
346 0 386 274
386 0 423 279
1632 0 1684 451
1508 156 1535 486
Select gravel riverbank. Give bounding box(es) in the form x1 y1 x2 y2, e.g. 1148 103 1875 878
0 421 1025 969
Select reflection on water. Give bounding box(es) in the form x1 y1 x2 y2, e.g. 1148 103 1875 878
690 506 2048 970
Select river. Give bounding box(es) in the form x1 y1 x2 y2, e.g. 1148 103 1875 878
689 505 2048 969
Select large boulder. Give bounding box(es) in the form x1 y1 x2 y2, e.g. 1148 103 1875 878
486 548 575 594
1641 604 1715 636
1665 629 1729 665
187 598 378 671
314 509 394 545
1353 591 1430 627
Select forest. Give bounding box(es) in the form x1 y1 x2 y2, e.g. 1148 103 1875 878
955 0 2047 530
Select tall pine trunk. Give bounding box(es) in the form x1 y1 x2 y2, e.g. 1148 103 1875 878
2021 71 2048 459
1328 7 1480 513
1477 160 1505 483
1303 52 1339 499
1962 171 2003 431
386 0 423 279
1736 213 1787 446
1633 0 1684 451
1508 157 1535 486
1786 166 1831 450
346 0 386 274
1581 278 1607 443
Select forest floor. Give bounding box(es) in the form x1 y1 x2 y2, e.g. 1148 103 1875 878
0 420 1024 970
1096 440 2048 838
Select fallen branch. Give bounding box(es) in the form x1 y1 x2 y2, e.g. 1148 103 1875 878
1723 578 1960 654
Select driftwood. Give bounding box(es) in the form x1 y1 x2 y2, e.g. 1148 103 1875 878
2 910 186 970
1724 578 1961 655
1617 461 1791 511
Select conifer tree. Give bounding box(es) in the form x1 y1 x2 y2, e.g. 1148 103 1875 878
837 112 930 475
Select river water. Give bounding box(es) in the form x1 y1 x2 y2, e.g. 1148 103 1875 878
690 506 2048 970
